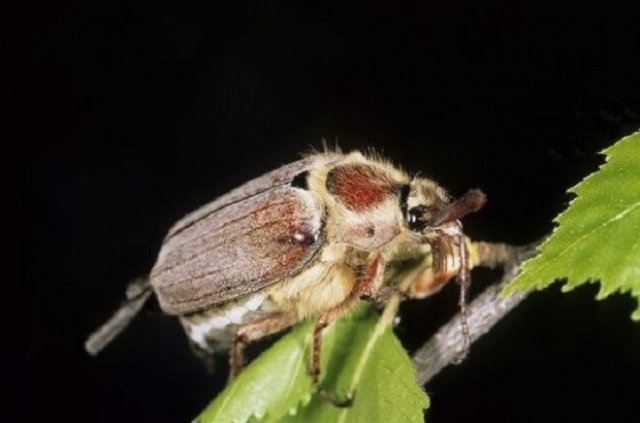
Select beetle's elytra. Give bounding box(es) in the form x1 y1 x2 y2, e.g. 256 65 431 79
86 150 500 406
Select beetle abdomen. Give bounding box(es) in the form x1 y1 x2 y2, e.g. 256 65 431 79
180 291 269 350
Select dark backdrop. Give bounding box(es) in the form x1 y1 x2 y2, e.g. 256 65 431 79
12 2 640 422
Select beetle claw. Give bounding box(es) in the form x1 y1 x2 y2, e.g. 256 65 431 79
317 386 355 408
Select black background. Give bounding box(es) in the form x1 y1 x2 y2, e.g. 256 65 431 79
12 1 640 422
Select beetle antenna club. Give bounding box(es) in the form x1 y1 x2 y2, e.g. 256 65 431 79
429 189 487 227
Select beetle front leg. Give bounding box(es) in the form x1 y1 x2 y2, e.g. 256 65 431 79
405 240 516 299
359 253 406 306
359 253 409 305
471 241 516 269
230 312 299 381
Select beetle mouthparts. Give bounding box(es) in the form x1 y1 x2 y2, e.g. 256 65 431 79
429 189 487 227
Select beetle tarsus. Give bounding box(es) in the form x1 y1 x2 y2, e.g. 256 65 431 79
452 237 471 364
316 386 355 407
229 338 245 381
360 285 397 305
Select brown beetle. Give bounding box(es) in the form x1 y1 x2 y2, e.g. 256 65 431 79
86 150 492 406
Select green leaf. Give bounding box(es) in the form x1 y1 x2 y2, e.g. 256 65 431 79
194 319 315 423
280 306 429 423
195 304 429 423
505 131 640 320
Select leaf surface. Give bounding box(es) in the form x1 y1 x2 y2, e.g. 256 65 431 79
195 318 314 423
195 304 429 422
506 131 640 320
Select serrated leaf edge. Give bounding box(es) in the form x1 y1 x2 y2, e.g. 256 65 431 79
503 131 640 320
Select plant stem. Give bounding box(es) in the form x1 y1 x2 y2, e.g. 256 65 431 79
412 243 538 385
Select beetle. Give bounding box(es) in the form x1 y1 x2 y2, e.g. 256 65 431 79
85 150 500 406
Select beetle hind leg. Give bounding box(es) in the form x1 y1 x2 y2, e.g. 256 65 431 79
187 339 216 374
230 312 300 380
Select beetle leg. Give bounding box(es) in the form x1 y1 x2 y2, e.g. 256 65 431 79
360 255 401 305
229 312 299 381
404 241 515 299
357 253 386 299
310 254 386 407
472 241 515 268
311 314 354 407
362 285 399 305
405 265 457 299
187 339 216 374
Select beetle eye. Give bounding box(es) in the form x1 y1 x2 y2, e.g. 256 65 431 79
407 206 429 232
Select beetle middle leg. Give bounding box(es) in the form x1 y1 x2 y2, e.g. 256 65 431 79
230 312 299 380
356 253 387 300
311 253 386 407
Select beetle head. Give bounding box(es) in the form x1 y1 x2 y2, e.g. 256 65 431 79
402 179 486 239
